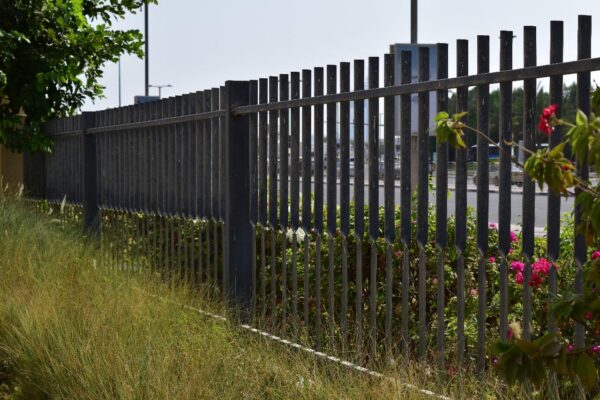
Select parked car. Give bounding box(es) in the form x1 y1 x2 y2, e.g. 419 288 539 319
473 164 524 186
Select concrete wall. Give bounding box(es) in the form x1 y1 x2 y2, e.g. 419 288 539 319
0 144 24 191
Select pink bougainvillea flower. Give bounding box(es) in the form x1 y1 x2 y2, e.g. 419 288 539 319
508 248 513 255
489 256 496 263
591 345 600 353
532 258 552 276
515 271 524 284
538 104 558 136
585 311 593 320
567 344 575 353
489 223 498 230
592 250 600 260
511 261 525 273
510 231 519 243
529 271 544 288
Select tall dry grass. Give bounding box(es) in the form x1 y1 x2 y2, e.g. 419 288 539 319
0 196 516 399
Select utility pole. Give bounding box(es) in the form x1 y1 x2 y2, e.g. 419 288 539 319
118 59 122 107
411 0 417 44
144 3 149 96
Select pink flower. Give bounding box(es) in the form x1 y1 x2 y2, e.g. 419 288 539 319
591 345 600 353
470 288 478 297
592 251 600 260
489 256 496 263
567 344 575 353
538 104 558 136
585 311 593 320
508 248 513 255
489 223 498 230
532 258 552 276
511 261 525 273
529 271 544 288
510 231 519 243
515 272 524 284
491 357 499 366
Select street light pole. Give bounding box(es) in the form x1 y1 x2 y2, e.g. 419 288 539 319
118 58 122 107
144 3 149 96
149 84 173 99
411 0 417 44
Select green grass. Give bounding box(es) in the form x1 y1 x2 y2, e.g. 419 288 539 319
0 196 513 399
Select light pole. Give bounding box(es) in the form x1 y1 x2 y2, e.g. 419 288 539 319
411 0 417 44
144 3 149 96
149 84 173 98
118 58 122 107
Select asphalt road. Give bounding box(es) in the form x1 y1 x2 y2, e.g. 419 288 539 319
295 178 575 228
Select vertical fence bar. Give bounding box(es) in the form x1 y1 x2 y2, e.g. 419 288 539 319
353 59 365 362
400 51 412 359
301 69 312 329
83 112 100 234
455 40 468 369
326 64 337 347
249 80 259 316
175 96 184 276
367 56 379 362
289 72 300 337
498 30 513 341
383 53 395 357
204 91 212 284
475 35 490 377
522 26 537 341
574 14 591 349
195 93 204 282
339 61 350 354
280 73 290 335
547 21 563 334
314 66 324 349
224 80 252 319
220 86 227 294
436 42 449 373
268 76 279 326
417 47 430 361
259 78 268 321
211 87 220 285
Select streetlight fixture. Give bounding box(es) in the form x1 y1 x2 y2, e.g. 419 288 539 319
149 84 173 98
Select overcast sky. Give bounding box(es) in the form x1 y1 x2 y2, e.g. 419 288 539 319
83 0 600 111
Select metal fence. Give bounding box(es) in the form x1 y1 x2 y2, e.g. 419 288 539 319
23 15 600 375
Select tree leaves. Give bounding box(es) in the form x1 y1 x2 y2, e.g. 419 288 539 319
434 111 467 149
0 0 153 152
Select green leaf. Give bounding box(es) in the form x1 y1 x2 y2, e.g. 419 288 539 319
575 353 598 388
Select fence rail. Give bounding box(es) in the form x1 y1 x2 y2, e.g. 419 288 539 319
24 15 598 376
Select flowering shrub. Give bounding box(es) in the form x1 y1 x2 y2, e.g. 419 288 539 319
436 88 600 392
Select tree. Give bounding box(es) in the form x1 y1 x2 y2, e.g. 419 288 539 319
0 0 155 152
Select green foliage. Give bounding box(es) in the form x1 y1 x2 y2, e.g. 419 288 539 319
0 0 155 152
434 111 467 149
436 87 600 393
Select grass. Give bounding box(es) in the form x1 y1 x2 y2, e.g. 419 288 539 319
0 196 515 399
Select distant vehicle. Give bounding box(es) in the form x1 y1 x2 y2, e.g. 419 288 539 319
467 144 500 163
474 164 524 186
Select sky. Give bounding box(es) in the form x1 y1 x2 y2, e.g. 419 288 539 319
83 0 600 111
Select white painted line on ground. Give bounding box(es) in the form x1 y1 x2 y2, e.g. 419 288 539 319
139 289 452 400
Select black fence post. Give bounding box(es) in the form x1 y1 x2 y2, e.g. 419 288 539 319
82 111 100 235
224 81 252 319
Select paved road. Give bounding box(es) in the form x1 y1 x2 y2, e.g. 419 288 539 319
295 178 575 228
